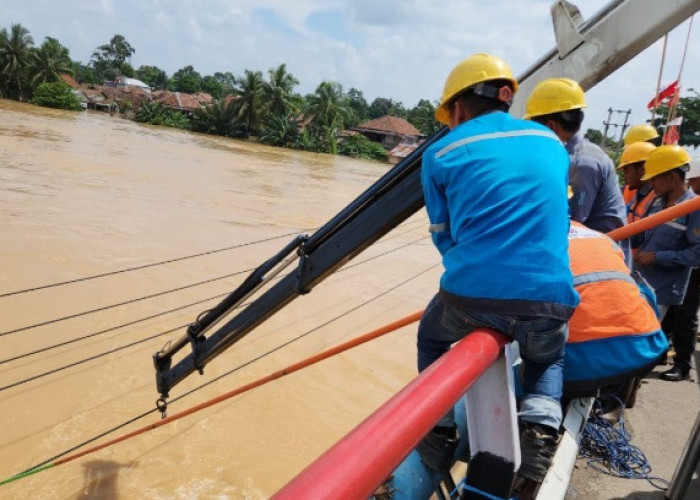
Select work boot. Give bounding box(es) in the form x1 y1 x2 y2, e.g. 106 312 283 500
416 425 458 472
660 365 689 382
518 424 560 483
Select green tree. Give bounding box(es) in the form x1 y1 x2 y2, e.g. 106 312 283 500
304 81 351 153
135 65 168 89
263 63 300 117
234 69 265 138
91 34 135 82
213 72 236 95
345 87 369 127
339 133 388 161
71 61 98 84
0 23 35 100
259 113 300 147
655 95 700 148
677 96 700 148
31 37 73 87
407 99 440 136
202 75 226 99
368 97 406 119
31 81 82 110
584 128 618 150
134 101 190 129
191 98 243 137
169 65 203 93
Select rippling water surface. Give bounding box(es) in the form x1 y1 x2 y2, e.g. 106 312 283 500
0 99 439 498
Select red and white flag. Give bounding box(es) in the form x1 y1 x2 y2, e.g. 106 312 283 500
664 126 680 145
647 80 679 110
667 116 684 127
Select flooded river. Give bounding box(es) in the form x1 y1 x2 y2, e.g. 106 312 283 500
0 99 440 498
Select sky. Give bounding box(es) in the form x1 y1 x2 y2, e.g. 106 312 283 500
3 0 699 142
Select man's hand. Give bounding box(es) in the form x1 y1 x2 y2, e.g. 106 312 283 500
634 251 656 266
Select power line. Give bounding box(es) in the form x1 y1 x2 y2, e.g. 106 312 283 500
0 236 432 389
0 230 309 299
9 263 437 477
0 268 254 338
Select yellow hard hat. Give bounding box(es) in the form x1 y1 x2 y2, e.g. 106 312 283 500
640 145 691 181
624 124 659 146
617 142 657 170
435 53 518 125
524 78 586 119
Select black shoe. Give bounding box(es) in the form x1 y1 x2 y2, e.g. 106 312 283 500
416 425 458 472
660 366 689 382
518 424 560 483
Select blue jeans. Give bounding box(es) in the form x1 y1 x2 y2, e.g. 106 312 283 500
417 294 566 430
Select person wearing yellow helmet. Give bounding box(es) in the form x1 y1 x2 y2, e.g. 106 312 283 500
624 123 661 147
658 155 700 382
633 145 700 330
618 141 657 226
418 54 579 485
525 78 629 261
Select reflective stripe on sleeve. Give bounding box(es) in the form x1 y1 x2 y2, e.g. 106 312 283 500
435 129 561 158
665 221 687 231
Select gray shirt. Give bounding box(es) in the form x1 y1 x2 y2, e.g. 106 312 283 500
566 132 626 233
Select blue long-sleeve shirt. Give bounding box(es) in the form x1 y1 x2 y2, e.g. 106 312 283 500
635 188 700 305
421 111 579 320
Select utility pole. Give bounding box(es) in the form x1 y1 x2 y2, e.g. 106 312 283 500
602 108 613 144
601 107 632 154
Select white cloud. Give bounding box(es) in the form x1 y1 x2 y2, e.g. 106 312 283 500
1 0 698 137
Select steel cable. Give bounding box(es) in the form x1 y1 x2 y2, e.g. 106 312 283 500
6 263 438 481
0 230 311 299
0 235 431 391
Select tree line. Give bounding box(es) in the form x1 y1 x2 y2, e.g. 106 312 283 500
0 24 444 161
3 23 698 159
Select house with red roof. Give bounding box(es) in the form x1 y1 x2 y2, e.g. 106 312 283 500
351 115 424 151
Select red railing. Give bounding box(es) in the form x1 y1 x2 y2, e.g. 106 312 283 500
273 328 508 499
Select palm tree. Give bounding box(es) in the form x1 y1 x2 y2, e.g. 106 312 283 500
191 98 242 137
31 37 73 87
305 81 351 153
234 69 265 139
263 63 300 117
259 113 299 147
0 23 35 100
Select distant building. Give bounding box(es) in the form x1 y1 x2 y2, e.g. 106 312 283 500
387 141 425 165
153 91 205 114
352 116 424 151
113 76 152 93
60 74 81 90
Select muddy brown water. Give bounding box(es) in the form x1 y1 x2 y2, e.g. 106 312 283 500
0 99 441 498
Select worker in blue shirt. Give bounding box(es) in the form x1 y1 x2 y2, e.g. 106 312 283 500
417 53 579 484
661 156 700 381
524 79 630 262
633 145 700 322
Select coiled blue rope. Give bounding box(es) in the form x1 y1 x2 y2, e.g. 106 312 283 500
579 396 669 490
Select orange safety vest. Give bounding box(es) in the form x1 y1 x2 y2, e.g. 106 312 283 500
564 222 666 393
626 188 656 224
622 185 634 204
